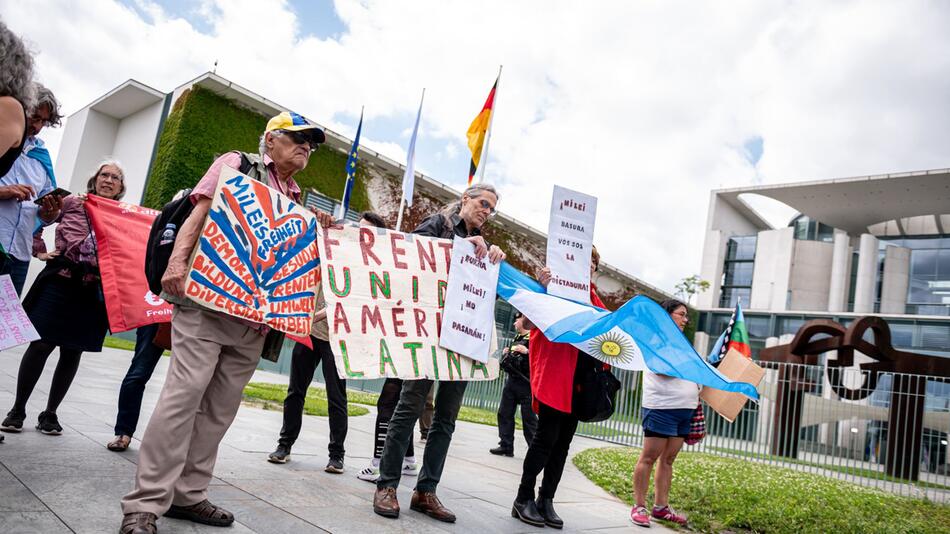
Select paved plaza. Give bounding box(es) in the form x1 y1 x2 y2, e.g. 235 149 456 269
0 345 668 533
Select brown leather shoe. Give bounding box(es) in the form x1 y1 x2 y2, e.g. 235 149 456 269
119 512 157 534
410 490 456 523
165 499 233 526
373 486 400 518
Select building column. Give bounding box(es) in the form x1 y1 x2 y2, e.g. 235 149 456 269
880 246 911 314
827 231 851 312
697 230 726 309
853 234 879 313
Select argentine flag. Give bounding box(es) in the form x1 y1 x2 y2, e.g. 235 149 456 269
496 263 759 400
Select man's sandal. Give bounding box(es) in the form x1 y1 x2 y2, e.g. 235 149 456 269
119 512 157 534
107 435 131 452
165 499 234 526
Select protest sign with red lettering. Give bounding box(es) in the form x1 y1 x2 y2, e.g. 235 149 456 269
185 165 319 337
439 236 500 363
0 274 40 350
85 195 173 332
320 224 499 381
546 185 597 304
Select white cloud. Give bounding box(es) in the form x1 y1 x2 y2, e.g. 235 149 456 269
3 0 948 292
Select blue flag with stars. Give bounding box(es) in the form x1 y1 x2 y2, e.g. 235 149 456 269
339 110 362 218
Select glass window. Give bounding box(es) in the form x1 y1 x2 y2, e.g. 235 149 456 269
745 315 770 338
912 249 938 276
719 287 750 309
776 317 805 337
723 261 754 286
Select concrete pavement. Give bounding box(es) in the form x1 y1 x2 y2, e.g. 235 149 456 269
0 344 670 533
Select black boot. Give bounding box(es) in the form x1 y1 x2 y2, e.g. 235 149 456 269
511 498 546 527
536 497 563 529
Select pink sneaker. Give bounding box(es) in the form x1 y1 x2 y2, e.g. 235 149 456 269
652 505 688 526
630 505 651 527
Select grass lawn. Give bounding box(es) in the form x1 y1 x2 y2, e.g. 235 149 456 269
243 382 369 417
573 446 950 534
103 336 137 351
707 445 950 492
103 336 171 356
243 381 509 427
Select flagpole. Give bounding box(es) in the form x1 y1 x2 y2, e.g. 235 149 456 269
476 65 502 184
396 89 425 231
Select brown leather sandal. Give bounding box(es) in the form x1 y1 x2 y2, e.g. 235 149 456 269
107 435 131 452
120 512 157 534
165 499 234 526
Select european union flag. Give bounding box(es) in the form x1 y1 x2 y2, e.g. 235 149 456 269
339 109 362 218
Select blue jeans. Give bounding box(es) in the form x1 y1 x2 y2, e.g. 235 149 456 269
113 324 165 436
0 254 30 295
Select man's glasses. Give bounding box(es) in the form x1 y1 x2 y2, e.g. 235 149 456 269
280 130 319 151
478 199 496 215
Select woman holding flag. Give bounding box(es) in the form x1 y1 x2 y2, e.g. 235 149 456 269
630 299 699 528
511 247 606 529
1 160 126 436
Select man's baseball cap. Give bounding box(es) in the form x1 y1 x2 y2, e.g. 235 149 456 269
265 111 327 144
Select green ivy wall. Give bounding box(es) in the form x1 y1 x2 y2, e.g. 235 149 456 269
142 86 369 211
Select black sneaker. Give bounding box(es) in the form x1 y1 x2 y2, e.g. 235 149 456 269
36 411 63 435
325 457 344 474
1 409 26 433
267 444 291 464
490 446 514 457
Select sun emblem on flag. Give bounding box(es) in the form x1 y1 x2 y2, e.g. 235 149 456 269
587 331 637 366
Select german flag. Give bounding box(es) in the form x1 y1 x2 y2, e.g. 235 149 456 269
467 78 498 186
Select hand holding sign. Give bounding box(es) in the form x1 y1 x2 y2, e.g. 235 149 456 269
440 236 501 363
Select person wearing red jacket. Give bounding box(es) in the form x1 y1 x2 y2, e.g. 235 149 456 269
512 247 605 529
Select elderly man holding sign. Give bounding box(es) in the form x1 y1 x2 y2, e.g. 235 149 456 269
119 112 333 534
372 183 506 524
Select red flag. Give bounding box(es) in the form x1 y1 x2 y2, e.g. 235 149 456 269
84 195 173 332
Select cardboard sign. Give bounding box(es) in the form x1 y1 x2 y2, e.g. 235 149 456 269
0 274 40 350
85 195 173 332
185 165 319 337
546 185 597 304
439 236 500 363
319 224 499 381
700 348 766 422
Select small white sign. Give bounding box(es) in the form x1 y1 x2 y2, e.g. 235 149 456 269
439 236 500 363
0 274 40 351
546 185 597 304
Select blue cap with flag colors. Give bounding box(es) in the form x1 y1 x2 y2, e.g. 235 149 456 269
265 111 327 143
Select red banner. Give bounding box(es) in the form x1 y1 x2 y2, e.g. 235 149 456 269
85 195 173 332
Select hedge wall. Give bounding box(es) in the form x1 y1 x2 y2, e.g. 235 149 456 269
142 86 369 211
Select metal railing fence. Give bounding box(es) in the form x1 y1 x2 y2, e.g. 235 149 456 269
309 341 950 502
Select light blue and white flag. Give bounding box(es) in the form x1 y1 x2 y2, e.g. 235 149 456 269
496 262 759 399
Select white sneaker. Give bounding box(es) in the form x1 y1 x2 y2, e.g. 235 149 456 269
357 465 380 482
402 461 419 476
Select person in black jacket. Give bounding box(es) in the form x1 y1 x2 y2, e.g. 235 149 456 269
490 313 537 457
373 183 507 524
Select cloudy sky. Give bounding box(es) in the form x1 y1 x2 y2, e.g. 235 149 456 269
3 0 949 293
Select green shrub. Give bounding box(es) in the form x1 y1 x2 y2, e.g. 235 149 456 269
143 86 369 211
573 446 950 534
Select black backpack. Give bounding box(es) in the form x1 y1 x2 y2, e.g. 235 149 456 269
144 190 195 295
144 153 265 295
571 352 622 423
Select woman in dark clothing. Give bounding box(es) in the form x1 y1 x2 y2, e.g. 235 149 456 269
513 247 606 529
0 161 125 435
